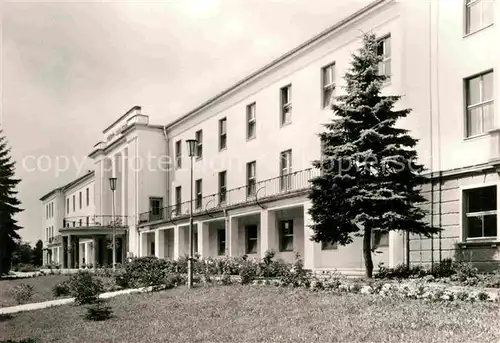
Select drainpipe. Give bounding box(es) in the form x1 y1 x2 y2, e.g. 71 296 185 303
163 126 170 211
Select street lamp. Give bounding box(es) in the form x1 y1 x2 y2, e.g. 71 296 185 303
109 177 117 272
186 139 197 289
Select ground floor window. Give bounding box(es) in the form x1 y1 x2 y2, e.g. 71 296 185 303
321 241 338 250
150 241 155 256
218 229 226 256
279 220 293 252
464 185 497 239
372 230 389 248
246 225 258 254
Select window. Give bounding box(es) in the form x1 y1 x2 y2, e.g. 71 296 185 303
218 229 226 255
377 35 391 77
246 225 258 254
195 179 202 209
195 130 203 159
150 197 163 221
86 188 90 206
193 227 198 254
280 85 292 125
86 216 90 226
175 140 182 169
79 191 82 209
79 219 82 227
465 71 494 137
246 103 256 139
372 230 389 248
175 186 182 215
279 220 294 252
321 241 338 250
280 150 293 191
464 186 497 239
466 0 494 35
150 241 155 256
219 171 227 204
219 118 227 150
322 63 335 108
246 161 256 197
66 198 69 214
72 195 75 212
45 205 48 219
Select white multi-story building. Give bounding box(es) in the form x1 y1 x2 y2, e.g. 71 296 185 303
40 0 500 272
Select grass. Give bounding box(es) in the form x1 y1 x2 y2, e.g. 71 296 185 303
0 274 118 308
1 285 499 342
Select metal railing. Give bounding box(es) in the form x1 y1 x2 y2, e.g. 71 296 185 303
63 215 128 228
138 167 320 225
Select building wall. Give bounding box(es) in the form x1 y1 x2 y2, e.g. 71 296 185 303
64 179 95 223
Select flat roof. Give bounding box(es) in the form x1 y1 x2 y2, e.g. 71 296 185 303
166 0 387 130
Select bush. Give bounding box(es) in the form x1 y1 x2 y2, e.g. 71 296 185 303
431 258 454 278
239 259 258 285
454 262 479 282
52 280 71 297
375 263 427 279
279 253 309 287
69 271 103 305
12 284 34 304
13 264 38 273
122 256 168 288
114 271 131 289
84 300 113 321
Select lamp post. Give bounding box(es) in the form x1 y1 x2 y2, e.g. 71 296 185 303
186 139 198 289
109 177 117 272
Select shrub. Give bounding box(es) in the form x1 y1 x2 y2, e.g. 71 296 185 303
13 264 38 273
12 284 34 304
221 272 232 285
477 292 489 301
84 300 113 321
279 253 309 287
52 280 71 297
239 260 258 285
69 271 103 305
114 271 130 289
122 256 168 288
431 258 454 278
375 263 427 279
453 262 479 282
456 291 469 301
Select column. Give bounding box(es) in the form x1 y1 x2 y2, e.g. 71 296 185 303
84 242 89 267
389 231 406 267
197 221 210 258
260 209 277 258
62 236 68 268
173 226 186 259
140 232 148 257
67 235 73 269
228 217 239 257
303 201 317 270
155 229 165 259
74 237 80 268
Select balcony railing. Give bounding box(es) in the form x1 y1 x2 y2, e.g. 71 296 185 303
63 215 128 229
138 167 320 225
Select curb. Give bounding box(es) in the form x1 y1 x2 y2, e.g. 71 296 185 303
0 287 151 315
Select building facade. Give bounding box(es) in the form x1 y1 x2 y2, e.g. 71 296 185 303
41 0 500 272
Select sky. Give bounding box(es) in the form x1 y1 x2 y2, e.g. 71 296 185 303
1 0 372 244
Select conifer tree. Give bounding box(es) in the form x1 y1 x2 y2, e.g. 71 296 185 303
308 33 440 278
0 131 23 275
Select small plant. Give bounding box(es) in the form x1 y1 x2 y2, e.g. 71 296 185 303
12 284 34 304
84 300 113 321
221 271 232 285
69 271 103 305
477 292 489 301
52 280 71 297
456 291 469 301
239 260 258 285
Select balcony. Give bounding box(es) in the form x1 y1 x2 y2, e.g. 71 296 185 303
63 215 128 229
138 167 320 225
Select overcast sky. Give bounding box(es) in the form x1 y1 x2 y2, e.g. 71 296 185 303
2 0 371 244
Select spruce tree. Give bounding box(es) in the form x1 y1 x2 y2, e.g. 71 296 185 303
308 33 440 278
0 131 23 275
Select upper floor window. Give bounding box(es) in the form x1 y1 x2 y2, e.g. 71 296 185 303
219 171 227 204
219 118 227 150
66 198 69 214
246 161 256 197
149 197 163 221
195 130 203 159
175 140 182 169
86 188 90 207
46 205 48 219
79 191 82 209
246 103 256 139
464 185 497 239
175 186 182 214
322 63 336 108
465 0 494 35
72 195 75 212
195 179 202 209
377 35 391 78
280 150 293 191
280 85 292 125
465 71 494 137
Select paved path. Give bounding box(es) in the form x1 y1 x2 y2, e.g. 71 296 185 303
0 287 152 315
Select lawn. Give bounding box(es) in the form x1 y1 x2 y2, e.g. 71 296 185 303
1 285 499 343
0 274 118 308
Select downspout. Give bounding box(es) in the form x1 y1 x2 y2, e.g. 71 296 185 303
428 0 435 270
163 126 170 211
